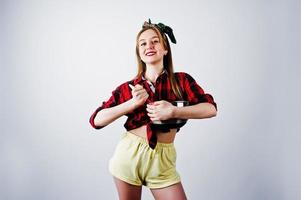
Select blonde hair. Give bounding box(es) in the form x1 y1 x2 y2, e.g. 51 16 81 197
135 26 183 99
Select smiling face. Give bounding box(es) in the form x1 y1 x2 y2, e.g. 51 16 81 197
137 29 168 66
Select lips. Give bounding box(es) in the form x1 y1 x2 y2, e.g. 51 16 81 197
145 51 156 56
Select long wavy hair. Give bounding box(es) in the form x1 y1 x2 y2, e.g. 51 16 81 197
135 26 183 99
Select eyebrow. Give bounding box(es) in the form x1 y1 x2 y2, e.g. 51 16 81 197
139 36 159 42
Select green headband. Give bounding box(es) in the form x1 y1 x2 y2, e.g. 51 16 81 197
142 19 177 44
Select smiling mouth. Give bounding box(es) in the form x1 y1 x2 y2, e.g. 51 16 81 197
145 51 156 56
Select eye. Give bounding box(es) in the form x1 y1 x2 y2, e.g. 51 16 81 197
140 42 146 46
153 39 159 44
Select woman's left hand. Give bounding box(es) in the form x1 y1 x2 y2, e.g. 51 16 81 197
146 100 175 121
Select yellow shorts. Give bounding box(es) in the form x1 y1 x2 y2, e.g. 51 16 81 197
109 132 181 189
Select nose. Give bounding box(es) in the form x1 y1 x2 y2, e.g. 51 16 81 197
146 41 155 49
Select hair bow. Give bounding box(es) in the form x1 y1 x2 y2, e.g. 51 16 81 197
142 19 177 44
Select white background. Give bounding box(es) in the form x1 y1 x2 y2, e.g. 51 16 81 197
1 0 300 199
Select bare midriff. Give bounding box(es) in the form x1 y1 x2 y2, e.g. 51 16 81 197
128 125 177 144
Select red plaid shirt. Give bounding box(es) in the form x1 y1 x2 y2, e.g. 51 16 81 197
89 71 217 149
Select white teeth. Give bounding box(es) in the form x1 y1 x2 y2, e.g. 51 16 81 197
146 52 156 56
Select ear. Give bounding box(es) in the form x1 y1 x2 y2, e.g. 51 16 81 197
164 50 168 55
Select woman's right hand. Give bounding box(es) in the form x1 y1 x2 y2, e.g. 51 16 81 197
129 84 149 109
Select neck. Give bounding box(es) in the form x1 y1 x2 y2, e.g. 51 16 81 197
145 63 164 83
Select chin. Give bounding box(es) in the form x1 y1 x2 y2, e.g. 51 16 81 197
143 58 161 65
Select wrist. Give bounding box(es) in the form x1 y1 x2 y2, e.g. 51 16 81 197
125 99 137 113
172 105 179 118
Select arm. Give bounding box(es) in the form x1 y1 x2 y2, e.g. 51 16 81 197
93 100 135 127
172 102 217 119
92 84 149 128
146 101 216 121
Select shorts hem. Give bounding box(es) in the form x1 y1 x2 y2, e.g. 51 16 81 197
109 168 142 187
147 178 182 189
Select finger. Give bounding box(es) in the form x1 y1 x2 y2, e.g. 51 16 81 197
135 90 148 97
143 93 149 100
133 88 147 95
140 94 149 102
134 84 143 89
147 112 157 119
132 88 143 95
135 92 149 101
131 91 138 97
152 101 162 106
132 88 142 94
147 104 155 109
147 112 153 117
150 116 159 121
146 107 155 114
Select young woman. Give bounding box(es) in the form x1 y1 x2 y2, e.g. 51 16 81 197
89 19 217 200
